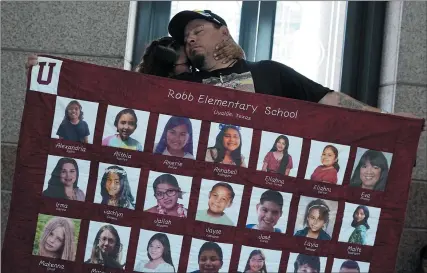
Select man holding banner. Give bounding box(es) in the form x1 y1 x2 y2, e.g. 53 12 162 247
168 10 425 129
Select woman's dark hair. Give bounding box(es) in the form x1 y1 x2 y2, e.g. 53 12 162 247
340 260 360 272
350 150 389 191
303 199 330 227
91 225 122 268
43 157 80 199
63 100 83 122
147 233 175 272
135 36 181 77
154 116 193 156
100 166 135 208
114 108 138 129
209 125 243 166
152 174 182 199
198 242 223 263
323 145 340 172
269 135 290 175
211 182 235 201
244 249 267 273
351 205 370 229
294 254 320 273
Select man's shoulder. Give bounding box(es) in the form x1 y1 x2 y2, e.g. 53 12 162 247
246 59 288 70
173 72 201 82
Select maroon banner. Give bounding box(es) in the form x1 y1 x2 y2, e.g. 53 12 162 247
1 55 423 273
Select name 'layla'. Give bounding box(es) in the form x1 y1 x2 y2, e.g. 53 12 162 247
304 240 319 248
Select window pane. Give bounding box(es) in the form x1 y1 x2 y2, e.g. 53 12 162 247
271 1 347 90
170 1 242 41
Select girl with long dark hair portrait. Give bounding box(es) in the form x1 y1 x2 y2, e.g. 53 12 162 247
145 174 188 218
102 108 143 151
262 135 293 175
205 124 246 167
56 100 90 143
35 217 76 261
100 165 135 209
310 145 340 184
348 205 370 245
350 150 390 191
85 225 124 269
135 233 175 272
43 157 85 201
294 199 332 240
244 249 267 273
154 116 194 159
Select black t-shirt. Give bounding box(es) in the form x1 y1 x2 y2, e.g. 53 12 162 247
57 120 90 142
174 59 333 103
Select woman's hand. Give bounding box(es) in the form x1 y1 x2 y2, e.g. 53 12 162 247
26 54 38 74
213 38 246 64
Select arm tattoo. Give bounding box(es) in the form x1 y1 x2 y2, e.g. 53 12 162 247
338 93 368 110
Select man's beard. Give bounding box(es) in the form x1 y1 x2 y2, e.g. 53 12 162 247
190 54 205 70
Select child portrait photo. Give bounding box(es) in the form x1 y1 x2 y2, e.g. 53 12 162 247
153 114 202 159
51 96 98 144
134 229 183 273
245 187 292 233
205 122 253 168
338 202 381 246
32 214 81 261
332 258 370 273
102 105 150 151
293 196 338 241
93 162 141 210
304 140 351 185
187 238 233 273
42 155 90 202
257 131 303 177
286 252 327 273
84 221 131 269
143 171 193 218
238 245 282 273
195 179 244 227
349 147 393 192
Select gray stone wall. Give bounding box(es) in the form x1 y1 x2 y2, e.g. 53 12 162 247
1 2 426 272
1 1 129 242
379 2 427 272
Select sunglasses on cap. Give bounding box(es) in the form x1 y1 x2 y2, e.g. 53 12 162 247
192 9 225 26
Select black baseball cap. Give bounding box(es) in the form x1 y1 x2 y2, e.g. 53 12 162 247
168 10 227 43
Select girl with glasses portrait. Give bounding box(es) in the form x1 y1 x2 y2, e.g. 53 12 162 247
145 174 187 218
